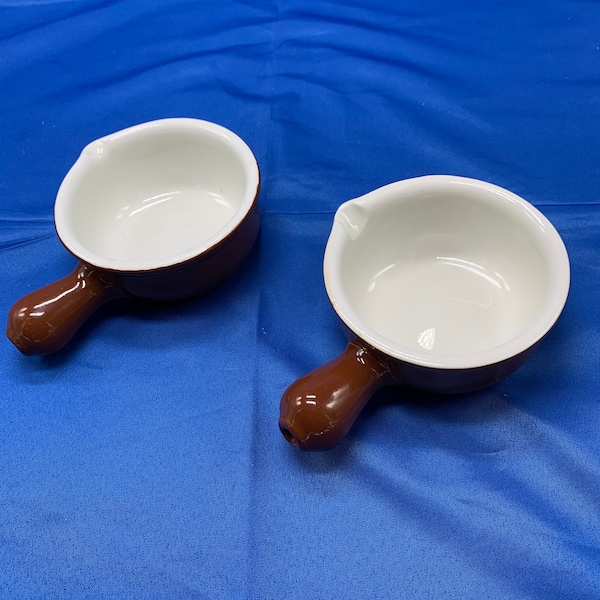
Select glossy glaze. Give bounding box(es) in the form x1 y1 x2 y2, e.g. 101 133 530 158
279 330 543 451
6 264 125 356
6 119 260 355
280 176 570 450
279 341 394 450
57 119 258 272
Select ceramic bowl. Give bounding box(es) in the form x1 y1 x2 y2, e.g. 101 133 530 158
7 118 260 355
279 175 570 450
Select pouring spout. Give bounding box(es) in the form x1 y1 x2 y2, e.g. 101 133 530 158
334 200 369 240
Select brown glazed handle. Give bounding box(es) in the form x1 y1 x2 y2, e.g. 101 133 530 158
6 262 126 355
279 341 395 450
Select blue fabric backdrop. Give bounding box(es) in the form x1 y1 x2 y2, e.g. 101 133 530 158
1 1 599 598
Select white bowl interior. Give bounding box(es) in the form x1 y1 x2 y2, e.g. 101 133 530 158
55 119 258 271
325 177 570 369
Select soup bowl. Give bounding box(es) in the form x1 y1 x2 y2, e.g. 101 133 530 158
279 176 570 450
6 118 260 355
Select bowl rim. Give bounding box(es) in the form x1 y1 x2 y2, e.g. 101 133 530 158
324 175 570 370
54 117 260 273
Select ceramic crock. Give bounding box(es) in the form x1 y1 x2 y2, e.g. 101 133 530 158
6 118 260 355
279 176 570 450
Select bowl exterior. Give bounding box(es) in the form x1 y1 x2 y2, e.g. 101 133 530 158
340 322 541 395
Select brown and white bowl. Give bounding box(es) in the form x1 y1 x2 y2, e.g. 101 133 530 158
7 118 260 355
280 176 570 450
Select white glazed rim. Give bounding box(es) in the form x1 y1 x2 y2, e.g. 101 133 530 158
54 118 260 272
324 175 571 370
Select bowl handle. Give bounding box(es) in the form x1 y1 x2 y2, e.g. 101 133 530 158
279 341 395 450
6 263 126 355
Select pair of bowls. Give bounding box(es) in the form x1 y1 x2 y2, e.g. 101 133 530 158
6 119 570 451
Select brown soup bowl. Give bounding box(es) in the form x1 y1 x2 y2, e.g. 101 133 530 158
7 118 260 355
279 176 570 450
